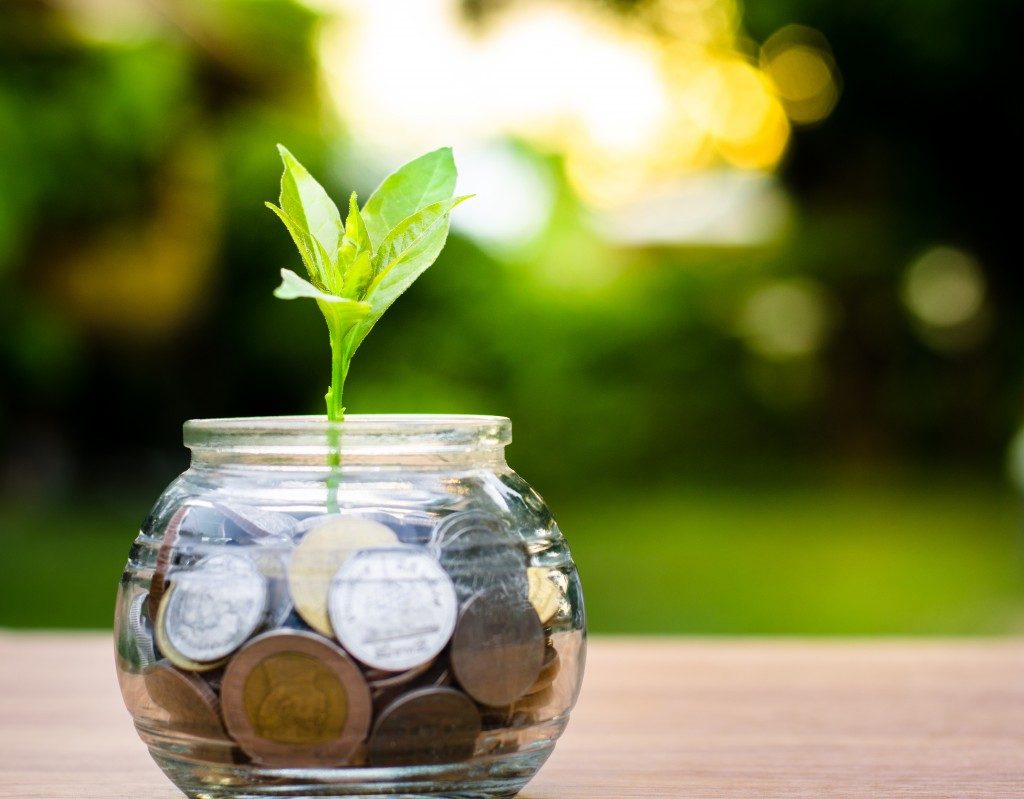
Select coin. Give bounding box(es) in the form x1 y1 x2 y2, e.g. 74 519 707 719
287 518 398 636
430 510 529 601
252 550 293 629
161 553 268 663
143 661 225 735
524 644 560 695
527 567 562 626
450 588 545 707
128 592 157 667
367 687 481 766
328 546 459 671
215 502 297 543
154 584 229 672
220 630 372 766
148 505 189 618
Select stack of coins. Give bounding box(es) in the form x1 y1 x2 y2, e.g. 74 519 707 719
125 505 570 768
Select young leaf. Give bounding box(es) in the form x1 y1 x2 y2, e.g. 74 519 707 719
266 202 330 288
274 268 370 320
342 191 369 256
340 249 373 300
276 145 342 286
348 195 471 351
268 145 470 422
361 147 457 250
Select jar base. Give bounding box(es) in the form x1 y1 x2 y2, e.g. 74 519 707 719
152 744 555 799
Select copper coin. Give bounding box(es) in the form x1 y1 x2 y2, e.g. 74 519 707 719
450 588 545 707
148 505 189 618
143 661 225 736
367 687 480 766
368 658 452 708
524 645 560 695
220 630 372 766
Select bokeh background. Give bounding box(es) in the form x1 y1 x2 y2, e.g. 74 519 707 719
1 0 1021 633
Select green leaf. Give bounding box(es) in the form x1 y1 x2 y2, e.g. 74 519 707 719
361 148 457 250
266 202 330 288
341 249 373 300
274 269 370 319
342 191 369 255
348 195 471 351
276 144 342 286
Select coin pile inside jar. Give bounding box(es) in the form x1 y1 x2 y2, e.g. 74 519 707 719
126 504 569 767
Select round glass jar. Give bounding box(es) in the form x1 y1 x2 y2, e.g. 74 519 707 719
114 415 585 799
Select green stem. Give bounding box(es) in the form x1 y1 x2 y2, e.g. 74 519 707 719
325 329 352 513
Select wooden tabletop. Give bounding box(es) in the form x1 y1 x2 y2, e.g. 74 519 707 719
0 634 1021 798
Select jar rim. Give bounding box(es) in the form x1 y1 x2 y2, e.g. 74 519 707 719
183 414 512 462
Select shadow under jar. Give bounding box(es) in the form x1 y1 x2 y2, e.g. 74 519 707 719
114 415 586 799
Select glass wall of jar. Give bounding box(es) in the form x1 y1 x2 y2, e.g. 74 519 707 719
114 415 585 798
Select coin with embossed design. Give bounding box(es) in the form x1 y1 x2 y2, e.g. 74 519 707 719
220 630 372 766
161 553 267 663
287 518 398 636
328 546 458 671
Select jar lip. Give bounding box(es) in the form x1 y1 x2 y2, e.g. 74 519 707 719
183 414 512 460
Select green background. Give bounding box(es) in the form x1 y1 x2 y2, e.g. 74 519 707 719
0 0 1020 633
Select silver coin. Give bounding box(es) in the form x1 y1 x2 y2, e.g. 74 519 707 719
430 510 529 601
162 553 268 663
328 546 458 671
251 549 294 629
128 592 157 666
214 502 297 542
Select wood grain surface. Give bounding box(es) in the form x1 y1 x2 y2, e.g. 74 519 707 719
0 634 1021 798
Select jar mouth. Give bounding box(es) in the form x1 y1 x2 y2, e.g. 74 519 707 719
184 414 512 463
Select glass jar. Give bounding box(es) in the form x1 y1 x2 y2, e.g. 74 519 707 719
114 415 585 798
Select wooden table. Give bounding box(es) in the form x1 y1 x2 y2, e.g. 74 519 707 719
0 634 1021 798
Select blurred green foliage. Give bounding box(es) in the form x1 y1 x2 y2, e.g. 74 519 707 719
0 0 1020 632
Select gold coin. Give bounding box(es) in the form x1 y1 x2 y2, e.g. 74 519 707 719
527 567 561 626
286 517 398 636
221 630 372 766
243 651 349 744
154 584 228 672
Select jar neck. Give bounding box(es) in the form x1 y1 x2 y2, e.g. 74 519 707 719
184 415 512 470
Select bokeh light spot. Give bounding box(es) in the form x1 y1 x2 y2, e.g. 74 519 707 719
739 278 834 360
902 246 985 329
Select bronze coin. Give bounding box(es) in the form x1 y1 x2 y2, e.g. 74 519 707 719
220 630 372 767
450 588 545 707
148 505 189 618
367 687 480 766
524 645 560 695
143 661 225 736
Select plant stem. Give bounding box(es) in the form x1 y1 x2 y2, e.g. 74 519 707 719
325 329 352 513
